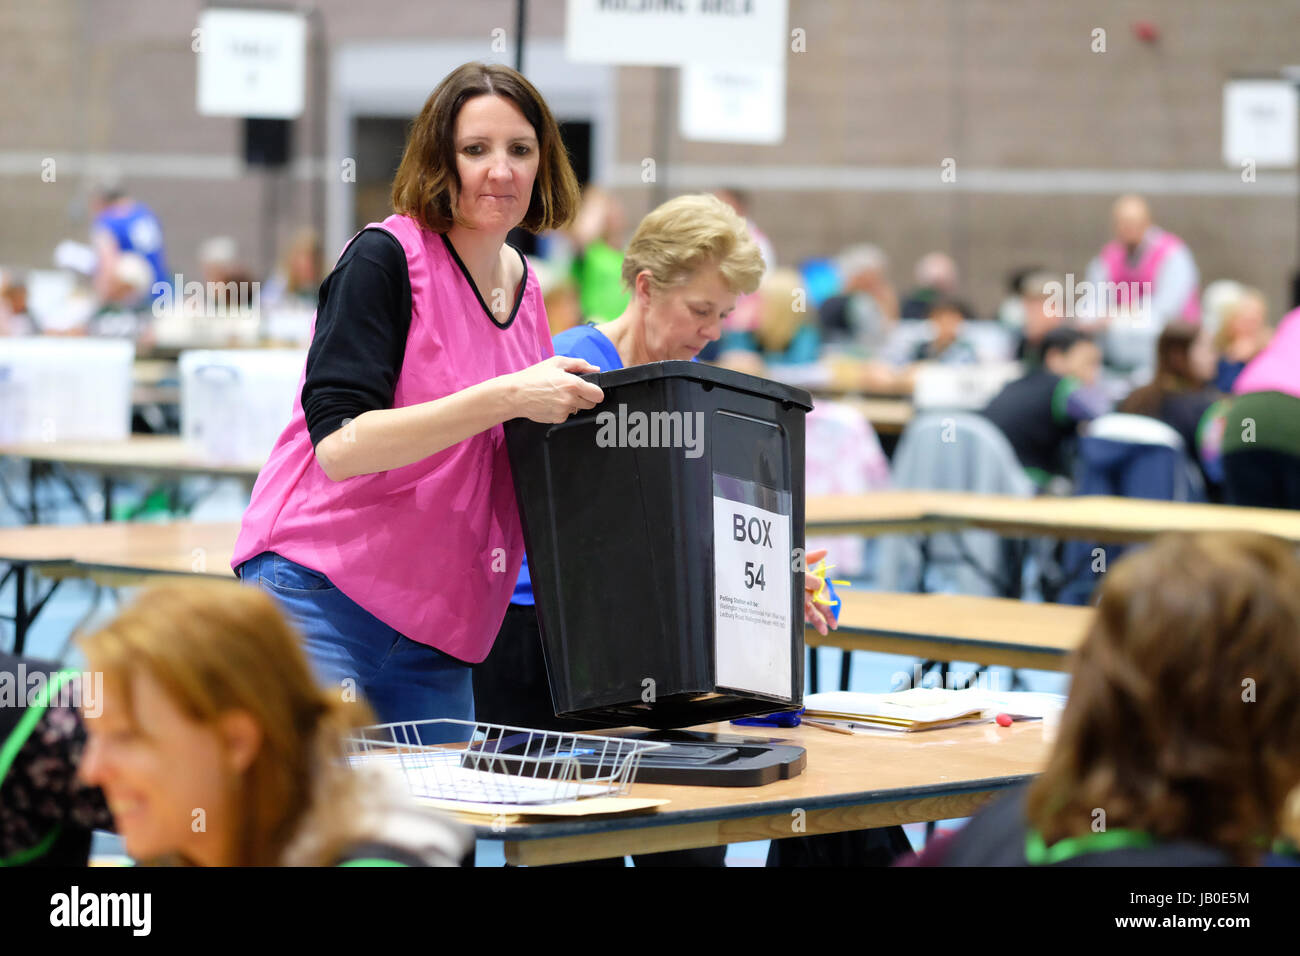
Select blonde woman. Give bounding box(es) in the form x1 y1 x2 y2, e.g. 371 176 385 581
79 580 470 867
474 193 839 867
715 267 821 374
1213 287 1271 391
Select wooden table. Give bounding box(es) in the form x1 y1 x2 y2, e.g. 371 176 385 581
478 718 1048 865
838 397 914 436
804 491 963 536
806 490 1300 545
1 437 262 523
0 520 237 652
0 437 262 482
0 518 1089 674
809 590 1090 673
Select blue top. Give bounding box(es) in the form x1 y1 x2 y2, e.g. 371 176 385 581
719 325 821 365
1215 356 1246 394
511 324 624 605
93 201 170 295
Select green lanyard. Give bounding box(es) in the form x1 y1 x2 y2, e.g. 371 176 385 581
0 669 79 868
1027 827 1300 865
1025 826 1157 865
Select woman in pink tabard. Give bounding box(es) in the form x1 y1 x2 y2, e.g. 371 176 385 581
232 63 603 736
1220 306 1300 509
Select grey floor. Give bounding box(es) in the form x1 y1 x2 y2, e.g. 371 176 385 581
2 463 1070 866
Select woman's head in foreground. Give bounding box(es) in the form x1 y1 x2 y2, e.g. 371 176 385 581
619 192 765 360
1028 531 1300 862
391 61 580 235
78 580 371 866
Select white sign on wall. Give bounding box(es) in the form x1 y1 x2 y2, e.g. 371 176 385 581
1222 79 1298 168
680 61 785 144
566 0 788 67
196 8 307 119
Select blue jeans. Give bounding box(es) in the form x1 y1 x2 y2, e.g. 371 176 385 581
236 551 474 738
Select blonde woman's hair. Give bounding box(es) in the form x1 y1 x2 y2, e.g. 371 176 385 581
620 193 765 296
80 580 376 867
1215 287 1268 353
756 268 810 353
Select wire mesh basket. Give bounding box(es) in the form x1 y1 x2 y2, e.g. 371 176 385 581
347 719 670 806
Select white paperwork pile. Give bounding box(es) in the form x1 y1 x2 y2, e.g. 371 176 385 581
803 688 1066 734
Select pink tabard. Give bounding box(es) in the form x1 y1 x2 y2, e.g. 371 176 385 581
231 213 553 662
1099 229 1200 322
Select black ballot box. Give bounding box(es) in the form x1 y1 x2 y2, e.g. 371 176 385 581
504 361 813 728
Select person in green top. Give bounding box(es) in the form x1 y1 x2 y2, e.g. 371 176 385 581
565 185 631 322
982 327 1109 488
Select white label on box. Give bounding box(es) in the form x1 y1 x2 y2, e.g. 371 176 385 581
713 481 792 699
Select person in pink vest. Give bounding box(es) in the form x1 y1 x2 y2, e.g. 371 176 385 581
1085 193 1200 326
1221 306 1300 509
231 63 602 736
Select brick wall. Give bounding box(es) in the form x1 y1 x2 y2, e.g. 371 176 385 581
3 0 1298 317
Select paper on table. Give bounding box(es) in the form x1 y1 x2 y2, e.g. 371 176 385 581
805 688 1066 726
348 750 611 805
420 796 669 819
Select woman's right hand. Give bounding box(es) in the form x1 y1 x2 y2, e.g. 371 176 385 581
507 355 605 423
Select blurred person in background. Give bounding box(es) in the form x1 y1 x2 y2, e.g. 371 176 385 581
1084 194 1199 327
913 296 977 364
713 187 775 269
1214 287 1272 393
565 184 630 323
1015 271 1066 365
704 187 774 363
716 267 820 373
89 251 156 340
983 327 1108 488
1118 320 1226 496
198 237 258 312
1200 278 1243 332
38 241 101 334
901 251 975 320
818 243 899 353
995 265 1045 330
532 259 582 337
1221 305 1300 510
0 268 34 335
263 227 324 311
90 172 170 305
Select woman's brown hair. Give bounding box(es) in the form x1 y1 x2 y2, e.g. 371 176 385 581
1119 320 1204 419
391 62 580 234
1026 531 1300 863
80 580 376 866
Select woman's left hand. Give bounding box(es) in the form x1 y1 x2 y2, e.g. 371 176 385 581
803 548 837 636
